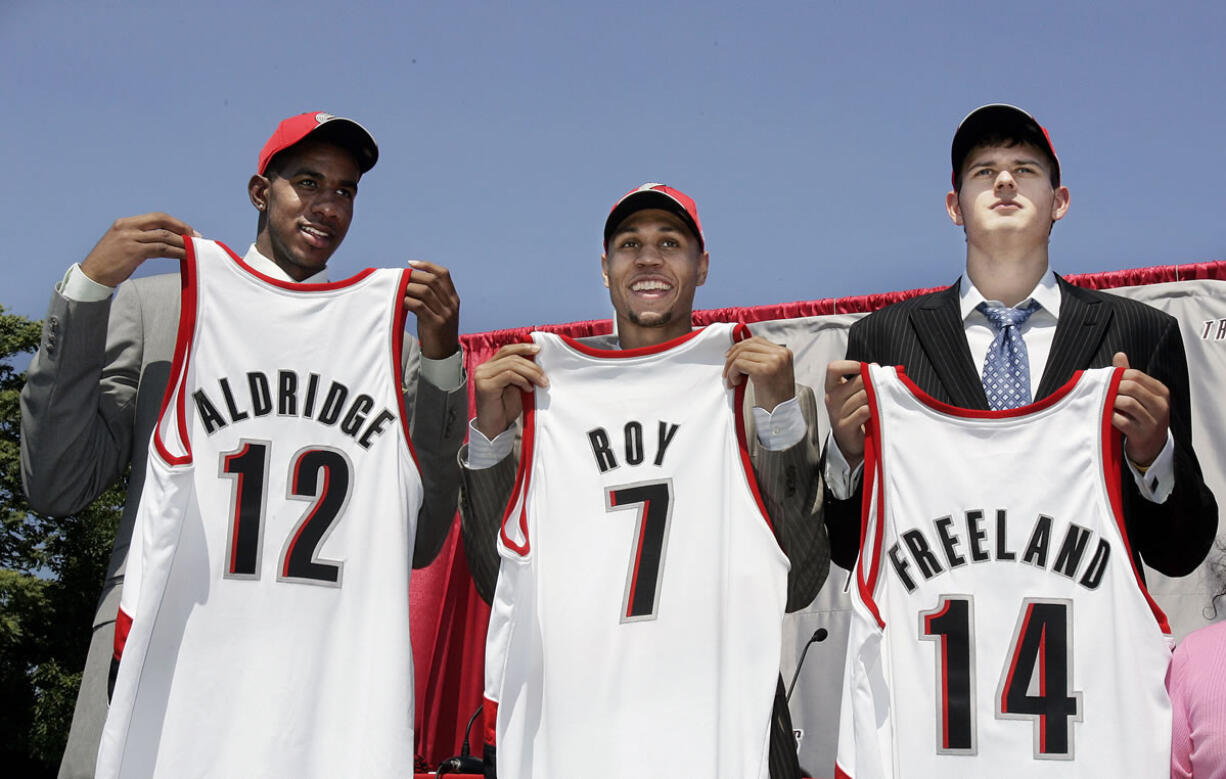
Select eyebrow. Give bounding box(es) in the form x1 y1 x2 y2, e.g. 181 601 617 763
970 156 1044 169
286 167 359 189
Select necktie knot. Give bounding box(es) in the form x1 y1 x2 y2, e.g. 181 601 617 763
978 300 1040 331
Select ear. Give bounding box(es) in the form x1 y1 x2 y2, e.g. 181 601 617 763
248 174 270 212
945 190 964 226
1050 185 1071 223
600 254 610 288
695 251 710 287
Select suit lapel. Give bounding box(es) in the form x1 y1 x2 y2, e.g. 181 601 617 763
910 283 990 409
1036 277 1113 398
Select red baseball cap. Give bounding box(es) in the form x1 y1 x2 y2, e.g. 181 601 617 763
603 183 705 251
257 111 379 176
950 104 1059 188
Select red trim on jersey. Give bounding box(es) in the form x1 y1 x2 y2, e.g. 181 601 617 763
390 268 422 472
113 607 133 661
219 240 378 291
151 235 199 466
834 762 854 779
483 698 498 747
1098 367 1172 633
558 326 703 358
895 365 1084 419
857 363 886 628
499 334 538 556
728 323 777 535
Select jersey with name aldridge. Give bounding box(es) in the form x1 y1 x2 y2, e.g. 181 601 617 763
96 238 423 778
835 364 1172 779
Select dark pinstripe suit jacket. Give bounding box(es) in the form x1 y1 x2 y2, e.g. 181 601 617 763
825 276 1218 577
458 332 829 779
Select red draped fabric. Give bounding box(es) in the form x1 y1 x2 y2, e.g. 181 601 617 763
410 259 1226 768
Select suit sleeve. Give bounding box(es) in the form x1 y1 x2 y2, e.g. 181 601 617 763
404 338 470 569
20 282 142 516
746 384 830 612
823 319 870 571
1124 316 1218 576
459 445 517 604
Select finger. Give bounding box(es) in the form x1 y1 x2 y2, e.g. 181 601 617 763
478 359 549 388
826 360 863 390
1112 352 1130 370
130 212 196 236
132 228 188 248
492 343 541 359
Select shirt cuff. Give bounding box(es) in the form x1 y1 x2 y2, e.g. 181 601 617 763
465 419 516 469
419 350 464 391
750 396 805 451
1127 431 1175 503
823 431 864 500
60 263 116 303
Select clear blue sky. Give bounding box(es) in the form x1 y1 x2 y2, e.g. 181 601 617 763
2 0 1222 336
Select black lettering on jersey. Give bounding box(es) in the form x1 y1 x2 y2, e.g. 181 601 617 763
888 542 916 592
278 370 298 415
902 529 943 580
1022 514 1053 569
624 421 644 465
995 509 1016 561
1078 539 1111 589
303 372 321 419
934 515 966 569
654 422 680 466
1051 522 1093 580
194 389 228 434
588 427 617 472
219 377 250 422
358 410 396 449
340 394 374 438
248 372 273 417
317 381 349 425
965 509 990 562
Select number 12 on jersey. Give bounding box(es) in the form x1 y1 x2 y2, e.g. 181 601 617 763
920 595 1083 760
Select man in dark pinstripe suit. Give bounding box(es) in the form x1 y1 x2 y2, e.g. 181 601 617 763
822 104 1217 577
460 184 829 778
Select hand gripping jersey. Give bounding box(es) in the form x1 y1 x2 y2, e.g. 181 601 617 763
834 364 1173 779
96 238 423 778
484 324 790 779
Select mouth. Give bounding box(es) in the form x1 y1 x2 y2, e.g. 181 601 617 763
629 278 673 300
299 223 334 247
991 200 1021 211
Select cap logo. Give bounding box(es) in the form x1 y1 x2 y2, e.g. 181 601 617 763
315 112 334 125
638 183 663 192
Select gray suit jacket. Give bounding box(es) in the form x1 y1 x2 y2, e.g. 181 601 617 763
457 331 830 779
21 271 467 778
824 277 1219 574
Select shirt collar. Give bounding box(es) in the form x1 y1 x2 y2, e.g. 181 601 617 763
959 268 1061 322
242 244 329 285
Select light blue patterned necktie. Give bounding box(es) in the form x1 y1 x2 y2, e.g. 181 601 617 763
978 300 1041 410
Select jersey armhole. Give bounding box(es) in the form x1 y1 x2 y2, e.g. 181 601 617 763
390 268 421 473
151 236 199 466
498 333 539 557
1100 366 1171 633
857 363 887 628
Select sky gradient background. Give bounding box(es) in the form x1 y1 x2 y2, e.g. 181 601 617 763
3 0 1222 336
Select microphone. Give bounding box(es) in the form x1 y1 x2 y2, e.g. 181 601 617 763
436 703 485 776
786 627 828 703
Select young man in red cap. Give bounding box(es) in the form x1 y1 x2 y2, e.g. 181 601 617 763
20 111 467 778
821 104 1217 774
460 184 829 778
822 103 1216 577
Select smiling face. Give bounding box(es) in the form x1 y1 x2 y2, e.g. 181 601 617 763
601 208 709 347
249 139 361 280
946 141 1070 251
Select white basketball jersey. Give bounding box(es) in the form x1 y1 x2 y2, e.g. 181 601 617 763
97 238 423 778
834 364 1173 779
485 324 790 779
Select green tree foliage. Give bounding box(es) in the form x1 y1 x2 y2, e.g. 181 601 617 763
0 307 122 775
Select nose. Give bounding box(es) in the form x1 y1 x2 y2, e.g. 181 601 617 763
994 169 1016 192
309 189 346 222
635 245 664 266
